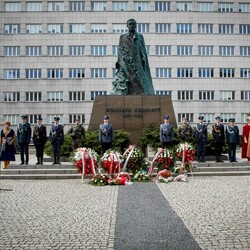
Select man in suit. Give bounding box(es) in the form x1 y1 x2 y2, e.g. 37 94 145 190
160 115 174 150
17 114 32 165
49 117 64 165
194 116 208 162
212 116 225 162
33 117 47 165
225 118 239 162
99 115 114 154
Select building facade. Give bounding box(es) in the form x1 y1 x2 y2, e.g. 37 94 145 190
0 0 249 133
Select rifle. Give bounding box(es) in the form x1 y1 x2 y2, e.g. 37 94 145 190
50 124 65 144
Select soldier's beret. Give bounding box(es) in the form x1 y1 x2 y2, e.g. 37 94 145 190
215 116 221 120
54 116 60 121
164 115 170 120
229 118 235 122
21 114 28 119
198 116 204 120
103 115 109 120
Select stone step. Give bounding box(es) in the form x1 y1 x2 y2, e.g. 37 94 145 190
0 169 78 175
188 171 250 176
0 174 82 180
192 166 250 172
8 163 74 169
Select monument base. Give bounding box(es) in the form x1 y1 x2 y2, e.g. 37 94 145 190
89 95 176 145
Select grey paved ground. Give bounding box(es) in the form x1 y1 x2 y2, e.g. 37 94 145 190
157 177 250 250
0 176 249 250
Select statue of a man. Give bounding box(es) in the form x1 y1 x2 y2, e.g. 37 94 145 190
111 19 155 95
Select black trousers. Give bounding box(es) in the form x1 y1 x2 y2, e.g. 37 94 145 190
19 142 29 164
228 143 237 162
196 140 206 159
35 144 45 158
101 142 112 154
215 141 223 160
52 140 61 163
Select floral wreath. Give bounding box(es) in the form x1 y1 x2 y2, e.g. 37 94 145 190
100 150 124 174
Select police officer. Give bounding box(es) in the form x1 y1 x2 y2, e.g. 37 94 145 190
49 117 64 165
212 116 225 162
68 118 85 151
33 117 47 165
177 117 193 143
17 114 32 165
194 116 208 162
225 118 239 162
99 115 114 154
160 115 174 149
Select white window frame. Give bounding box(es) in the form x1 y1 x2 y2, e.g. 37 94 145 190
134 1 150 11
219 46 234 56
240 46 250 56
112 1 128 11
48 24 63 33
90 46 107 56
5 2 21 11
198 24 213 33
91 24 107 33
26 46 42 56
199 91 215 100
155 45 171 56
69 24 85 33
90 91 107 100
25 92 42 102
218 2 233 12
3 115 19 125
25 69 42 79
177 68 193 78
4 24 20 34
112 24 128 33
91 1 107 11
156 68 172 78
69 46 85 56
47 92 63 101
220 91 235 101
198 46 214 56
219 68 235 78
197 2 213 12
47 46 64 56
48 1 64 11
47 69 63 79
241 91 250 100
69 91 85 101
26 24 42 34
4 46 20 56
178 113 194 123
69 68 85 78
177 45 193 56
240 68 250 78
178 91 193 100
90 68 107 78
155 23 171 33
177 23 192 33
3 92 20 102
219 24 234 34
4 69 20 79
155 1 170 11
176 2 192 11
69 1 85 11
26 2 42 11
69 114 85 124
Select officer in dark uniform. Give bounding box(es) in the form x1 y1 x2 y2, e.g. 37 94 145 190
33 117 47 165
17 115 32 165
194 116 208 162
160 115 174 149
99 115 114 154
49 117 64 165
225 118 239 162
212 116 225 162
68 118 85 150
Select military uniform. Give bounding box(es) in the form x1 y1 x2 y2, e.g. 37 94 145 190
49 117 64 164
193 116 208 162
212 116 225 162
68 122 85 150
225 118 239 162
33 118 47 165
99 116 114 153
177 119 193 143
160 115 174 149
17 115 32 165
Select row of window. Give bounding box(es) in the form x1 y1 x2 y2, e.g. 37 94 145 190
4 45 250 57
4 1 250 13
2 112 249 125
4 23 250 34
3 113 85 125
3 90 250 102
3 68 250 79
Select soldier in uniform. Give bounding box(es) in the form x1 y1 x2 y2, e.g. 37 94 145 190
17 115 31 165
177 117 193 143
225 118 239 162
193 116 208 162
212 116 225 162
160 115 174 150
49 117 64 165
68 118 85 151
33 117 47 165
99 115 114 154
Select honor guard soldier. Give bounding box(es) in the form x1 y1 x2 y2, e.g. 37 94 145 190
17 115 31 165
225 118 239 162
68 118 85 151
177 117 193 143
194 116 208 162
160 115 174 150
49 117 64 165
33 117 47 165
99 115 114 154
212 116 225 162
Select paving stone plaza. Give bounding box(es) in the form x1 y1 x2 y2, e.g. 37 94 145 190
0 176 249 250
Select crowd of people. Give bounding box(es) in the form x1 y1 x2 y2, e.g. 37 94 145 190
0 114 250 169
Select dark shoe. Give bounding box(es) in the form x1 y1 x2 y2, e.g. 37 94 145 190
20 163 24 165
52 162 56 165
35 162 40 165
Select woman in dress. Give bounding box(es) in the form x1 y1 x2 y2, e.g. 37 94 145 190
241 116 250 162
0 121 16 169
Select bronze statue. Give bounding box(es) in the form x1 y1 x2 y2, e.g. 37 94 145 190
111 19 155 95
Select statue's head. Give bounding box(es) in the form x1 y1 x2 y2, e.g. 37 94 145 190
127 19 137 32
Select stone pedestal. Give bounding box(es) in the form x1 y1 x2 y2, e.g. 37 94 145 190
89 95 176 145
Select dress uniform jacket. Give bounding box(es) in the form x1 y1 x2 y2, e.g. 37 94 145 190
160 123 174 143
99 124 114 143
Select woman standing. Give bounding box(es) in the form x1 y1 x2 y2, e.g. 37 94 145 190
241 116 250 162
0 121 16 169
